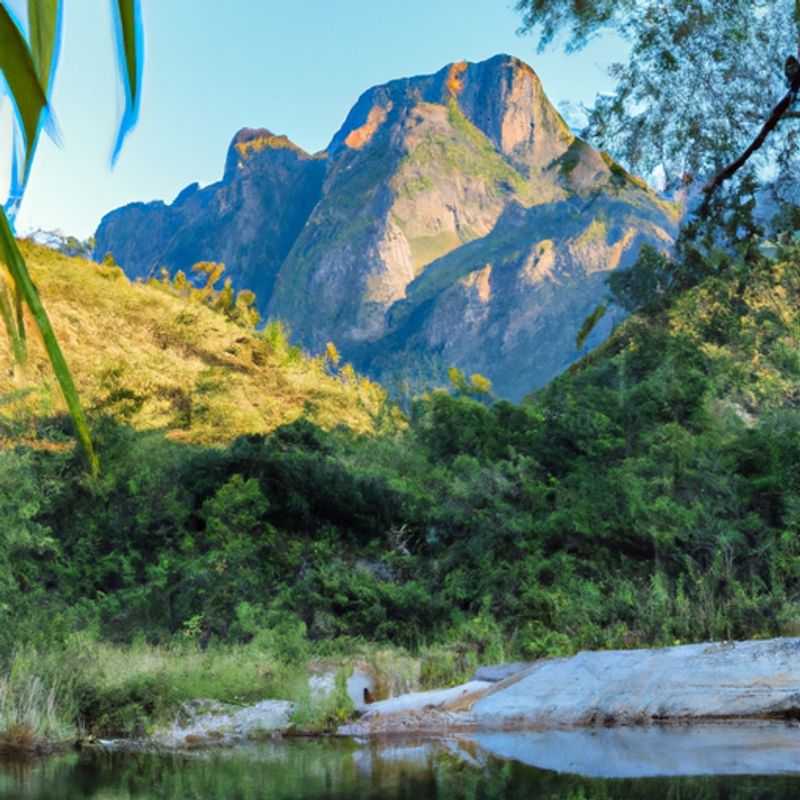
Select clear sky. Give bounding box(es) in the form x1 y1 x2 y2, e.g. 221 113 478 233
1 0 623 239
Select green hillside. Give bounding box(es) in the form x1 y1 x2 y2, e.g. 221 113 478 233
1 237 799 745
0 242 394 447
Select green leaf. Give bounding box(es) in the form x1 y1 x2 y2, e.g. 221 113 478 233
116 0 139 103
0 5 48 187
111 0 143 162
0 278 26 364
27 0 61 95
14 282 25 351
0 208 99 476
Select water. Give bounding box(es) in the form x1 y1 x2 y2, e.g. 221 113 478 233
3 726 800 799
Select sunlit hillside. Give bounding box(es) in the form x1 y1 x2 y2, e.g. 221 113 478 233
0 242 397 447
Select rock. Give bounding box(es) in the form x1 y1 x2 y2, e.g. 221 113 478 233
347 668 377 711
155 698 295 748
341 638 800 735
471 638 800 728
339 681 492 735
471 663 532 683
308 665 378 711
94 130 326 302
360 681 492 716
232 700 296 738
175 698 233 726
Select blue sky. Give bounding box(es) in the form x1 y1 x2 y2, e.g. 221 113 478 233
2 1 623 238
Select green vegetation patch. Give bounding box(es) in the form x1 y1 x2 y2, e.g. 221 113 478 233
398 100 530 200
407 230 464 275
1 237 799 750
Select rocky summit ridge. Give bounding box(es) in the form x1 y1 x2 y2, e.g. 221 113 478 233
94 54 678 400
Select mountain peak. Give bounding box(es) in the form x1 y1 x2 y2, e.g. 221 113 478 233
328 54 572 173
223 127 312 179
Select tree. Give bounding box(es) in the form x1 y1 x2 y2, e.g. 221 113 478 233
0 0 143 475
515 0 800 218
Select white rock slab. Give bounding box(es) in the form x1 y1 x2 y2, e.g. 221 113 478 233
472 638 800 728
356 681 491 719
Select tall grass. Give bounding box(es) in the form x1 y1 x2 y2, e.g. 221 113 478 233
0 673 73 752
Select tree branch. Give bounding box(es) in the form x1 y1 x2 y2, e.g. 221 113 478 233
699 77 800 217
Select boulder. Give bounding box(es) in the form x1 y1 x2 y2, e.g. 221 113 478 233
471 638 800 728
341 638 800 734
155 698 295 748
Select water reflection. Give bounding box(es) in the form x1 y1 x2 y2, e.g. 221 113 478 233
473 723 800 777
1 727 800 799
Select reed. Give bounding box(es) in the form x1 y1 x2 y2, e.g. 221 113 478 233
0 673 72 753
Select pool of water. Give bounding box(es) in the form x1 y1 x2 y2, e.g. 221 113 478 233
3 725 800 799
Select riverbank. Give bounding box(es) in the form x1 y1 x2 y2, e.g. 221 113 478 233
0 634 484 755
7 636 800 755
7 729 800 800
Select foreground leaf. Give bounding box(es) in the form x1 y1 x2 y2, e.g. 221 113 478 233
27 0 62 95
0 208 99 475
0 4 48 193
0 278 26 364
111 0 143 163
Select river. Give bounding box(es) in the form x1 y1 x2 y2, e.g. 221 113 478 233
2 725 800 799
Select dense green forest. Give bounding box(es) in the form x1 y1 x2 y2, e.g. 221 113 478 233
0 228 798 741
2 0 800 752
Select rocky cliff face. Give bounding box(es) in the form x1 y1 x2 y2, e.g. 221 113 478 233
95 54 678 400
269 55 579 350
363 194 675 399
95 128 326 302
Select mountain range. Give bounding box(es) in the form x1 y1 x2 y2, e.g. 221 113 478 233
94 54 678 399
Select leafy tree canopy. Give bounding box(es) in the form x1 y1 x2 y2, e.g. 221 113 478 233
516 0 800 216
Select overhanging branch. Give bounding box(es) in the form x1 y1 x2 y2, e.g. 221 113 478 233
699 74 800 217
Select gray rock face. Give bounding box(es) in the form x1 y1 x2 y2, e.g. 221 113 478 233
471 638 800 728
154 698 295 748
268 55 581 352
340 638 800 735
95 54 677 400
472 662 532 683
366 194 675 400
95 128 326 304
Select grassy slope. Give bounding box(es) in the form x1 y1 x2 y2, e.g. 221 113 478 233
0 242 393 445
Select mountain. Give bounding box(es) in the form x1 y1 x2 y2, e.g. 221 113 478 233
94 54 678 400
95 129 326 303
